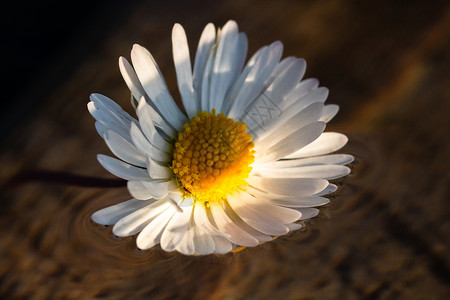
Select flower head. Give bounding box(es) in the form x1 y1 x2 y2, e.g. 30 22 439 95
88 21 353 255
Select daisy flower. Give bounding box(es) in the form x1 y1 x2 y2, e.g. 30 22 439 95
88 20 353 255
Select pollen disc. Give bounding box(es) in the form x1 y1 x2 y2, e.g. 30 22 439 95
172 110 255 204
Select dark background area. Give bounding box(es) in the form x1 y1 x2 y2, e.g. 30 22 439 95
0 0 449 299
1 0 142 142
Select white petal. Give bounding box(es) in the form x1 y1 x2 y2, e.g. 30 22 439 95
172 24 196 119
223 203 272 243
201 43 216 112
248 176 329 197
240 84 325 141
264 58 306 107
227 195 288 236
297 208 320 220
104 129 147 167
112 200 171 236
219 32 249 113
253 165 350 180
211 235 233 254
193 23 216 107
284 78 320 105
234 32 248 79
257 154 354 169
176 222 196 255
94 121 106 137
148 158 172 180
320 104 339 123
227 41 283 118
127 180 177 200
171 199 196 254
131 44 187 130
239 191 301 223
286 132 348 158
90 93 124 111
209 202 259 247
89 94 137 126
160 202 193 250
257 122 326 163
315 183 338 196
273 89 329 138
236 59 309 137
88 94 137 143
165 192 184 212
209 20 240 112
134 97 176 140
192 224 215 255
130 122 171 163
136 205 178 250
284 87 329 115
265 56 298 87
136 98 174 152
254 102 323 148
91 198 150 225
226 48 268 117
286 223 303 232
118 57 147 103
193 203 229 238
272 196 330 208
97 154 149 181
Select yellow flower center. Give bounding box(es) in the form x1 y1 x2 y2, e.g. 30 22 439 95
172 110 255 205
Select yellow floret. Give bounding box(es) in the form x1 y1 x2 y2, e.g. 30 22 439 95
172 110 255 204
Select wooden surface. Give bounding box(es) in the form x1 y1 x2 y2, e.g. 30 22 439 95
1 0 449 299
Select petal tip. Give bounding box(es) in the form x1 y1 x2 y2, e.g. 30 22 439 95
173 23 183 31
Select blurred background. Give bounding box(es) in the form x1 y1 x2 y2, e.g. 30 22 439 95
1 0 449 299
